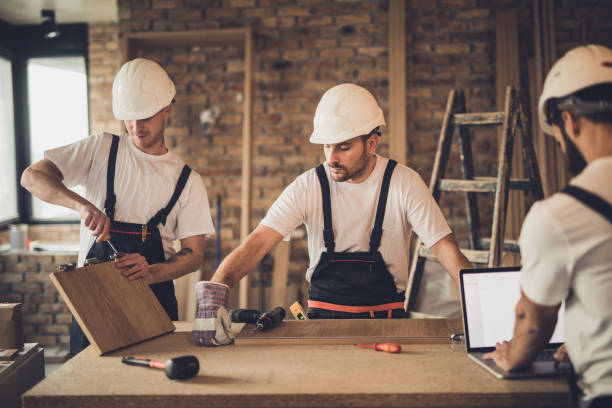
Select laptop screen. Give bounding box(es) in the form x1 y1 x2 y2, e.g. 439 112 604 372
460 267 564 352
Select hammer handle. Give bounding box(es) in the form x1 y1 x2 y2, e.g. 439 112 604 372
122 356 166 369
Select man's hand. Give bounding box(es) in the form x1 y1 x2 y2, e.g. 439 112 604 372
114 253 150 281
78 203 110 243
484 340 514 371
193 281 234 346
554 343 570 370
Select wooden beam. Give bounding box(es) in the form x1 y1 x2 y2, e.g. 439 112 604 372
238 28 254 309
495 9 523 266
388 0 406 165
270 241 290 310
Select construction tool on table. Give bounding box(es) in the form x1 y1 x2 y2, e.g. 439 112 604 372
355 343 402 354
121 355 199 380
230 306 286 331
289 301 309 320
405 86 544 316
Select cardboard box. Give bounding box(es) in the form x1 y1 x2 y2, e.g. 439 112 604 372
0 303 24 350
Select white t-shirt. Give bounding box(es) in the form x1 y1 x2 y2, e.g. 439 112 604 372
260 155 452 291
45 132 215 267
520 157 612 401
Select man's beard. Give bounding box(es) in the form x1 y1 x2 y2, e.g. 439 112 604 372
560 126 587 175
329 148 370 182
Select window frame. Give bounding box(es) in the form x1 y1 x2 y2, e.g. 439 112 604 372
0 20 89 228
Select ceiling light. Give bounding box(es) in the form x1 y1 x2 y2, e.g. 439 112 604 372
41 9 61 40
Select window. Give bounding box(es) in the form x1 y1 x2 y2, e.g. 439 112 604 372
27 56 88 221
0 56 18 224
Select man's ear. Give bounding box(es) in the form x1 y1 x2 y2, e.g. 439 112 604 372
367 133 379 154
561 111 580 138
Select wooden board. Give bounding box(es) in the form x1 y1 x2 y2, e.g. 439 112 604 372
50 262 175 355
23 325 570 408
234 318 463 345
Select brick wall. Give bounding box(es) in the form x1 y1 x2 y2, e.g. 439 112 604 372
83 0 612 308
0 252 77 349
3 0 609 351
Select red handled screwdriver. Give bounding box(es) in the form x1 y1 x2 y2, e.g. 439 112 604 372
355 343 402 353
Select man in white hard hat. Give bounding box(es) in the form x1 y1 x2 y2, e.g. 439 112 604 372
485 44 612 407
21 58 215 356
193 83 472 346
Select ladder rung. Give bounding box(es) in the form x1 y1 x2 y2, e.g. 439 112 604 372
438 177 535 193
418 246 490 264
453 112 505 126
477 238 520 253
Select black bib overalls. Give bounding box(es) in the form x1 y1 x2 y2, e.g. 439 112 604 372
69 135 191 356
307 160 408 319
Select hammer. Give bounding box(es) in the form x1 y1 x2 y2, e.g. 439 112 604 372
121 355 199 380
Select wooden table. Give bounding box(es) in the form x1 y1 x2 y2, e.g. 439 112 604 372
23 322 570 408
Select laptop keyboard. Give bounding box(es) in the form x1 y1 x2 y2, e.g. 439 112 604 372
534 350 555 362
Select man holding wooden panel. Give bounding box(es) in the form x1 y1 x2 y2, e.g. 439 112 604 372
485 44 612 408
194 83 472 346
21 58 215 356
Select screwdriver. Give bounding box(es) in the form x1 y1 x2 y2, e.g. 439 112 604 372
355 343 402 353
104 238 125 260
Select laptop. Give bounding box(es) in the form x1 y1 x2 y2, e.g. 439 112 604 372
459 266 570 379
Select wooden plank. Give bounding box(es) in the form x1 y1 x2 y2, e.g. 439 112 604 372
453 112 505 126
239 27 254 309
438 177 533 192
270 241 290 309
50 262 175 355
418 246 490 264
496 9 523 267
388 0 406 165
234 318 463 346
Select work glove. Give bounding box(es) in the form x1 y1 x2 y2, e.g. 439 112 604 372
193 281 234 346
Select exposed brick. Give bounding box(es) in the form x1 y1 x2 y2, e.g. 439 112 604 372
278 6 310 16
40 324 70 334
456 9 490 19
434 43 471 54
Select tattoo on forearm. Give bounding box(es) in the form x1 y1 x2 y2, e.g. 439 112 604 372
166 247 193 264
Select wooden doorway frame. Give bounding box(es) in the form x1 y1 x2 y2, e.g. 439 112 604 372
120 28 254 308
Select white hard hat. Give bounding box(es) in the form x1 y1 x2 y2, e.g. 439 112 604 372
112 58 176 120
538 44 612 134
309 83 386 144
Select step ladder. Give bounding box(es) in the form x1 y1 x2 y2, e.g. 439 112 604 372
405 86 544 314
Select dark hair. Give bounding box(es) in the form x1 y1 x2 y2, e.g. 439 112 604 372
549 83 612 126
360 126 382 143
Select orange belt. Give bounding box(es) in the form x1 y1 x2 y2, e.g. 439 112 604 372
307 300 405 314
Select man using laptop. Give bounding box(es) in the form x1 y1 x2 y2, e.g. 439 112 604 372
484 44 612 408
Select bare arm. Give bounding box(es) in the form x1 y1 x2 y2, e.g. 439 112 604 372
21 158 110 241
211 224 284 288
429 233 473 285
484 292 560 371
117 234 206 284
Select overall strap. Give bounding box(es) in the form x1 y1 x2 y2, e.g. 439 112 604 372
104 134 120 220
369 159 397 252
562 184 612 224
316 164 335 252
148 165 192 227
